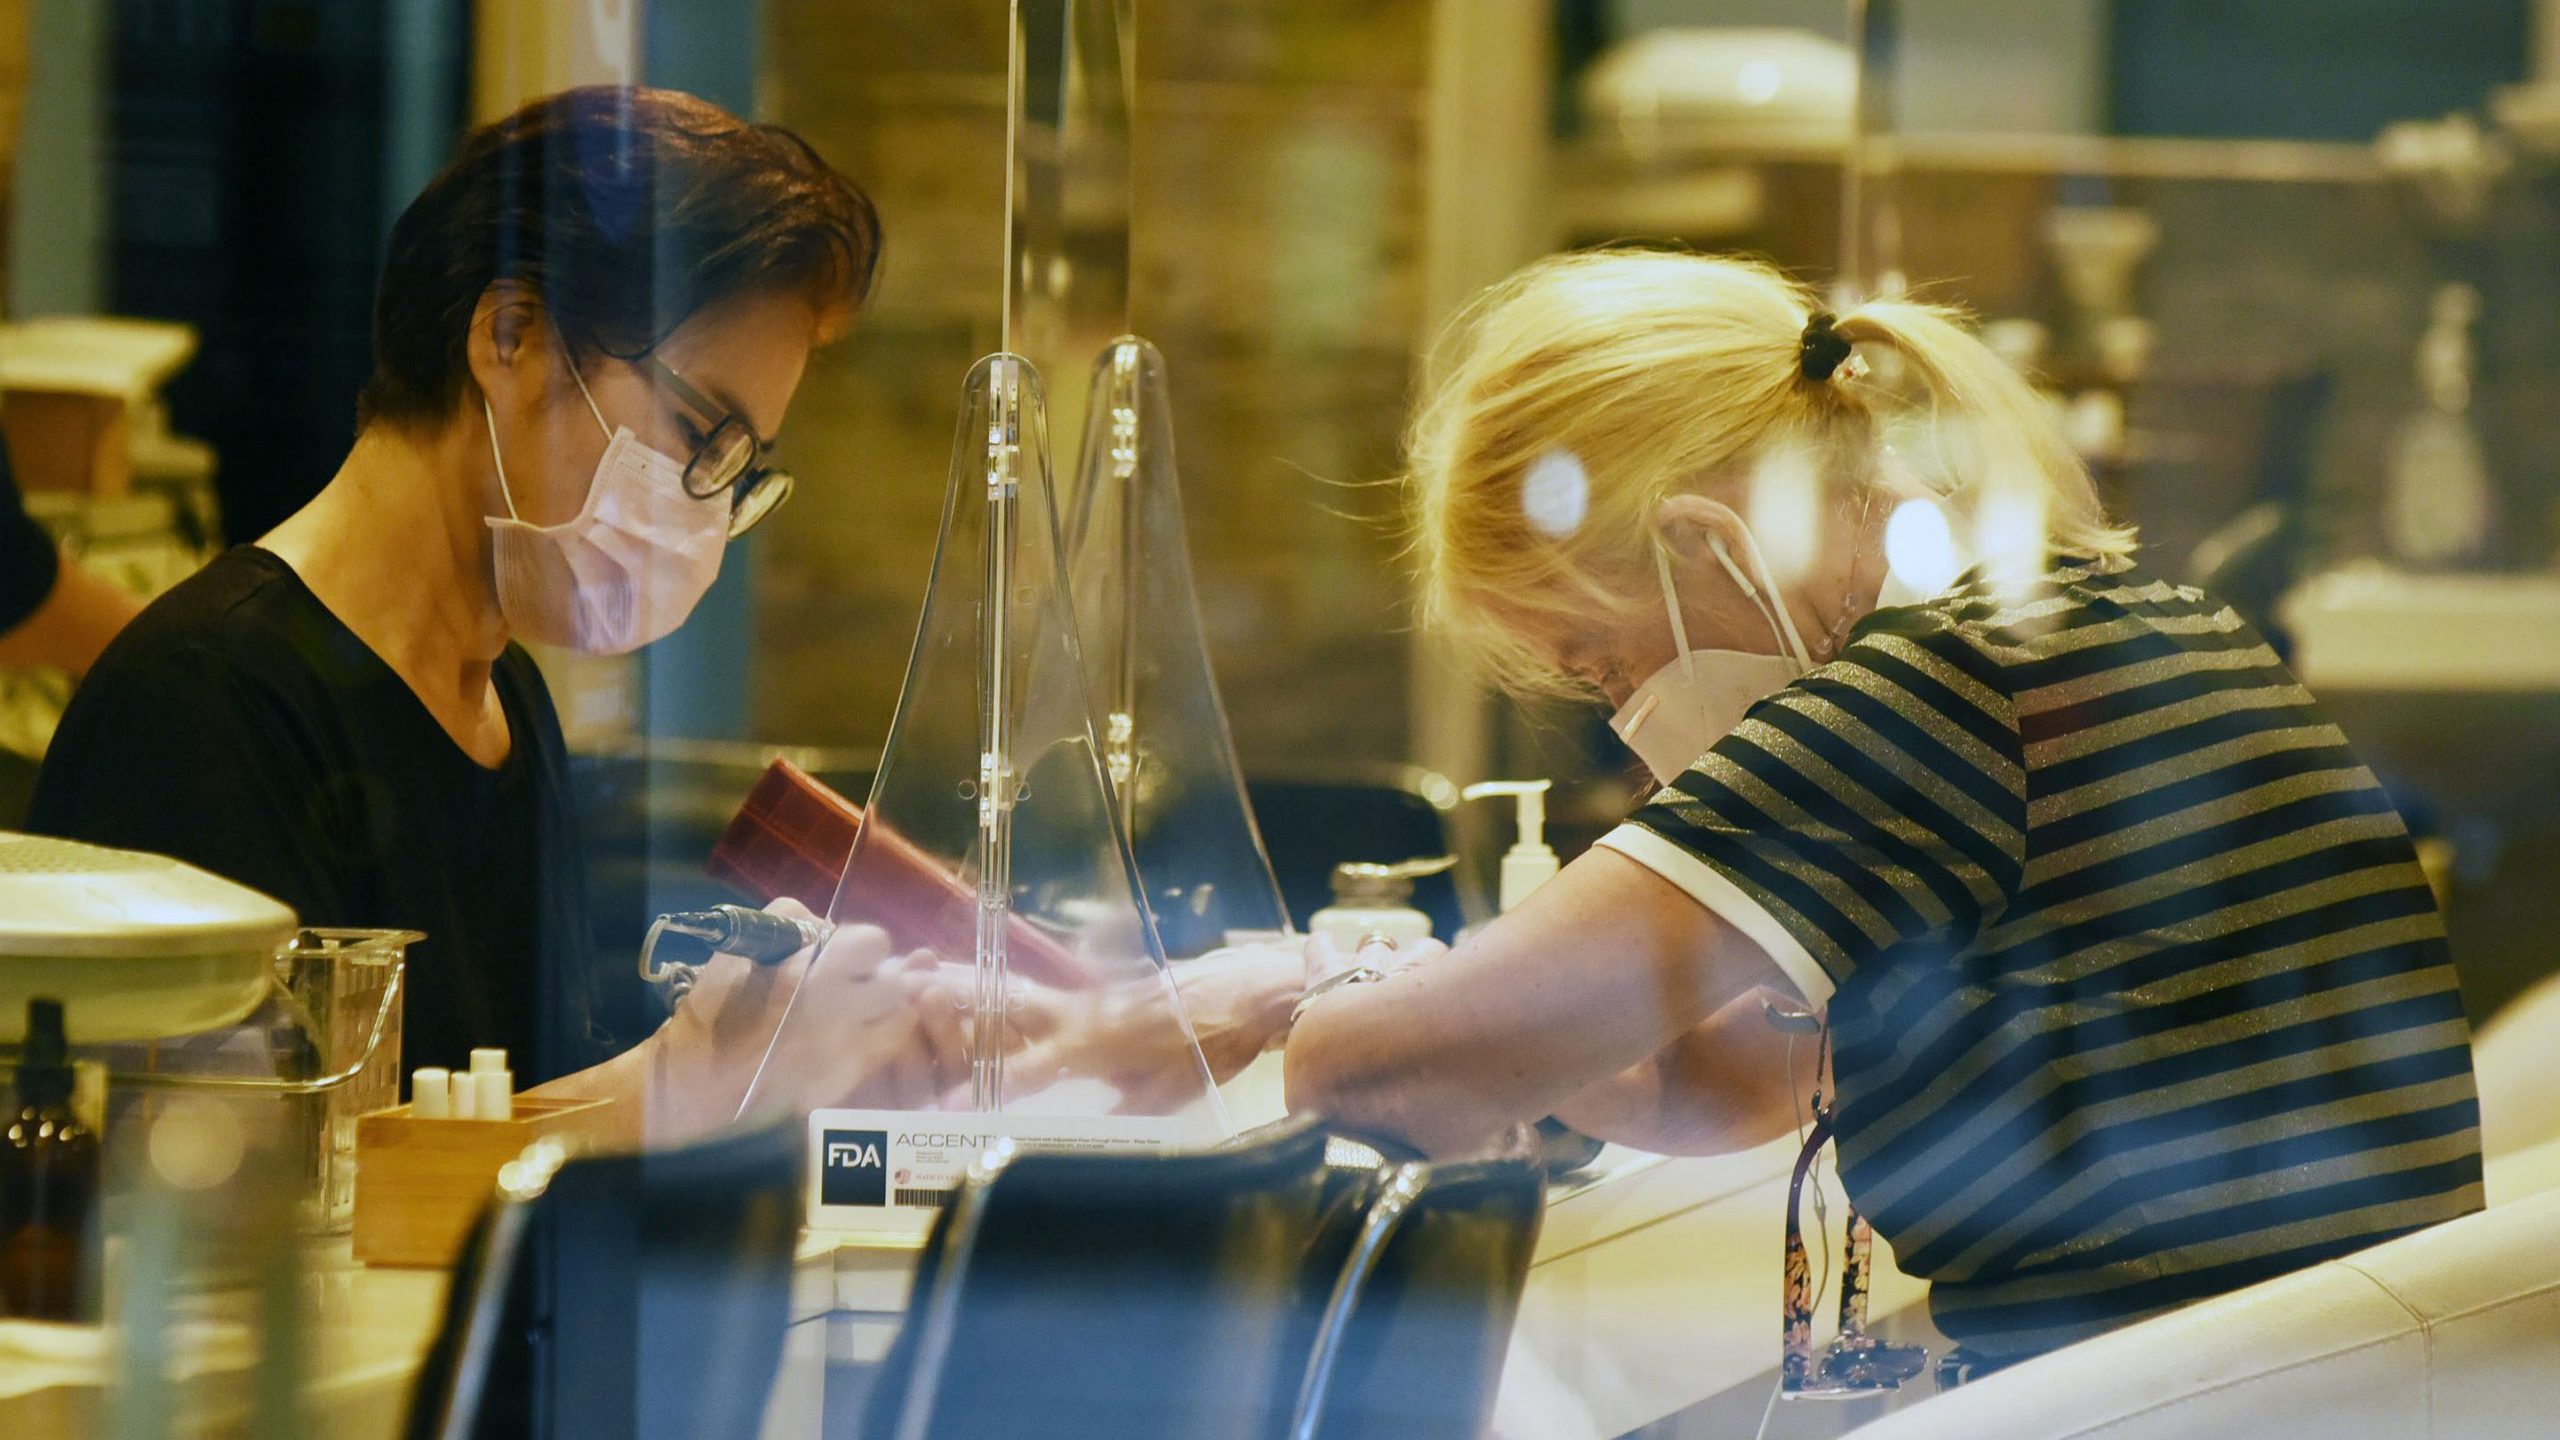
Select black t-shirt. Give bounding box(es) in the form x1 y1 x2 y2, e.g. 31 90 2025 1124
26 546 626 1081
1 449 61 633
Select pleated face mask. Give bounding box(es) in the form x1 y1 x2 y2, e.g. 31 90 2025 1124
1608 523 1813 785
482 361 730 655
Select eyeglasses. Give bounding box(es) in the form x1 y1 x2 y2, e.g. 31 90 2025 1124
638 354 795 538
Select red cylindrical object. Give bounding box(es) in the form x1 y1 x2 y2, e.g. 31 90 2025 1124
706 759 1089 987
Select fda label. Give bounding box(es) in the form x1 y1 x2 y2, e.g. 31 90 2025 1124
818 1129 889 1207
806 1108 1199 1234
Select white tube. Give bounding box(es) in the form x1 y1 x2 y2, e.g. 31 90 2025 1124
412 1067 451 1119
451 1074 480 1120
469 1047 507 1075
474 1069 513 1123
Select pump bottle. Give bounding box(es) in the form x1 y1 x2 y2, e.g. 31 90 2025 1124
1455 780 1563 946
1462 781 1561 915
2 998 99 1321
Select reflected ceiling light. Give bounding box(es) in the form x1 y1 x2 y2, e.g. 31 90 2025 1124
1885 497 1962 594
1973 483 2050 596
1746 443 1821 583
1738 59 1783 107
1522 448 1590 538
147 1096 247 1192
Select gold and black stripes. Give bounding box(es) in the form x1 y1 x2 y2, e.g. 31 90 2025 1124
1627 558 2481 1363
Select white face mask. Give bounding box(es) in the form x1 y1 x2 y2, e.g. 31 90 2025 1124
1609 522 1814 784
482 363 729 655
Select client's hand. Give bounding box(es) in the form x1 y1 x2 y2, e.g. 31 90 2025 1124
1300 931 1447 985
994 940 1311 1112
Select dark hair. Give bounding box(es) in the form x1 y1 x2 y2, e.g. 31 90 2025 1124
356 85 882 429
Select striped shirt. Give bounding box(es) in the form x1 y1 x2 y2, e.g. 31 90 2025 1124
1599 554 2481 1362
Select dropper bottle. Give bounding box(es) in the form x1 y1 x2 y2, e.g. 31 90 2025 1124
2 998 99 1321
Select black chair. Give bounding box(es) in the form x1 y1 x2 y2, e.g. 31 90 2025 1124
405 1119 803 1440
1289 1154 1547 1440
1246 767 1473 940
2181 367 2336 659
869 1114 1340 1440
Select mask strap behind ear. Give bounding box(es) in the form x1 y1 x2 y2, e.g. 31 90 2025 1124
1652 543 1700 687
1709 530 1814 671
567 357 612 438
482 398 524 523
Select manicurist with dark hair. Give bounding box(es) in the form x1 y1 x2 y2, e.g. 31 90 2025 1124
30 87 953 1133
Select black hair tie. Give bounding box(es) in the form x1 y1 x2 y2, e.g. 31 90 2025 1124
1799 311 1854 383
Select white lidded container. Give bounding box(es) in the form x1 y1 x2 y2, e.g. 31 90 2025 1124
1582 28 1855 157
0 831 297 1043
1308 857 1454 955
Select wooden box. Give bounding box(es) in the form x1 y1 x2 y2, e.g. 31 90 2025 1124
352 1096 617 1269
2 390 131 495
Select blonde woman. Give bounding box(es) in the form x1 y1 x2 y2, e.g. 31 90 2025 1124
1284 251 2481 1366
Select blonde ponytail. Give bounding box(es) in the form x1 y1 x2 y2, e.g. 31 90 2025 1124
1406 249 2134 697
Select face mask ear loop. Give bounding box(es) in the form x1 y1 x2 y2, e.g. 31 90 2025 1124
482 397 525 523
1653 543 1701 690
1711 530 1815 673
567 355 613 440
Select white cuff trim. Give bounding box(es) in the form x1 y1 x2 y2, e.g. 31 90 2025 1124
1595 823 1837 1007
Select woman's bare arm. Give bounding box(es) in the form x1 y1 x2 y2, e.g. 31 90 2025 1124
1284 846 1799 1155
0 551 142 674
1552 985 1817 1156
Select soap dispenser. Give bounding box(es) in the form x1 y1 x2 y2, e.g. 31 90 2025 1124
1308 857 1454 954
1463 780 1561 915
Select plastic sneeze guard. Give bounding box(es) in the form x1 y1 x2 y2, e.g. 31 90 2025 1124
1063 338 1291 959
737 355 1226 1132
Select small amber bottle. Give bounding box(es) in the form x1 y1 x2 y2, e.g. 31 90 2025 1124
1 998 99 1321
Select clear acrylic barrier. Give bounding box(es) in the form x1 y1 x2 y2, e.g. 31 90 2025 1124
739 354 1224 1132
1065 337 1292 958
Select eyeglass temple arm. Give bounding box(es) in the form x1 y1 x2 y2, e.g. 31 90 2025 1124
643 351 780 459
640 353 725 426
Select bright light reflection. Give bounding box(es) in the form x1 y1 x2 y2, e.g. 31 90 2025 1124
1885 498 1963 594
1746 444 1821 583
1738 60 1783 106
1521 449 1589 538
148 1096 246 1192
1973 483 2050 595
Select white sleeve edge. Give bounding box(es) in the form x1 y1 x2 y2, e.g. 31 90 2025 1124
1594 823 1837 1007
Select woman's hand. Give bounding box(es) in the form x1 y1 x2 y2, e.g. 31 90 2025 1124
638 898 969 1138
1301 932 1448 985
1173 940 1318 1080
993 940 1312 1111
